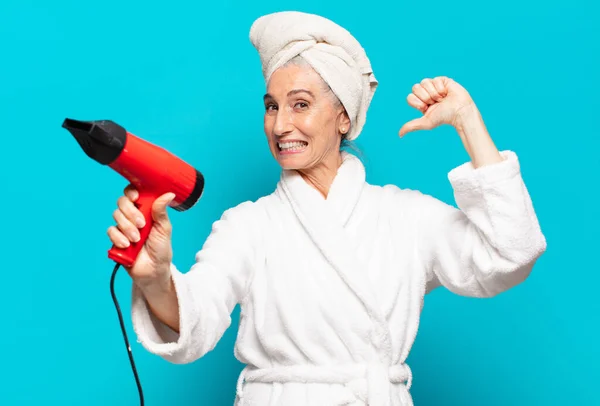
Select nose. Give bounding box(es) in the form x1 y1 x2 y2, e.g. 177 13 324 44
273 107 294 136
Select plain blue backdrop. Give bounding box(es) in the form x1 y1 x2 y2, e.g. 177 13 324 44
0 0 597 405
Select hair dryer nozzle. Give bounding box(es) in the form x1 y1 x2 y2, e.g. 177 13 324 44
175 169 205 212
62 118 126 165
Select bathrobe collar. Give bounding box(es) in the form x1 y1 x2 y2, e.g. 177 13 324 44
279 151 364 224
277 152 393 361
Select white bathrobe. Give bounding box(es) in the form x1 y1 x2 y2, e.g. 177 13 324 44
131 150 546 406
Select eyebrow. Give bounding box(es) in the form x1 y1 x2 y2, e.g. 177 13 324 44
263 89 315 101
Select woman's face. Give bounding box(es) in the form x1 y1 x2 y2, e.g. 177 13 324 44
263 64 350 171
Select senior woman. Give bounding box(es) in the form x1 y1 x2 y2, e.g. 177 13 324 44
107 11 546 406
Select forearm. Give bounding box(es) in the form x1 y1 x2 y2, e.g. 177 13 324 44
454 104 504 169
137 275 180 333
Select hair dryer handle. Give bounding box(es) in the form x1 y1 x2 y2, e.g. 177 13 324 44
108 191 158 268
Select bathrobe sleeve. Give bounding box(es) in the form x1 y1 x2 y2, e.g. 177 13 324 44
407 150 546 297
130 201 258 364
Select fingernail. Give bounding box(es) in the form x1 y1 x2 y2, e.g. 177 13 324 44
120 237 130 247
130 231 140 242
136 217 145 228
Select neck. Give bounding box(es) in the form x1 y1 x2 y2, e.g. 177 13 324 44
298 152 343 198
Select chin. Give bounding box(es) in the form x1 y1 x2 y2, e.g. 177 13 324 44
277 155 308 170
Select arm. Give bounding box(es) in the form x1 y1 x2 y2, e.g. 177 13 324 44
416 149 546 297
136 273 180 332
130 201 258 364
398 76 546 296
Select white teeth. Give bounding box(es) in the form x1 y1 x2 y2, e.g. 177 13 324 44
278 141 307 151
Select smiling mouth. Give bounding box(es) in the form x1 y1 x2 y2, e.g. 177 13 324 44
278 141 308 153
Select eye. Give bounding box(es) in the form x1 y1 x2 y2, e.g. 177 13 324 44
295 101 309 109
265 103 277 111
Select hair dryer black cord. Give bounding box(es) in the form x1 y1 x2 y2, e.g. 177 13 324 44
110 262 145 406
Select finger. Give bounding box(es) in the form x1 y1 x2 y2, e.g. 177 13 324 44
407 93 428 113
421 78 443 102
412 83 434 105
124 184 139 202
432 77 447 97
107 225 131 248
399 117 432 137
118 195 145 228
113 208 141 243
151 192 176 230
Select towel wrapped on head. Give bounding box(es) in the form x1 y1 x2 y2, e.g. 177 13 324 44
249 11 378 141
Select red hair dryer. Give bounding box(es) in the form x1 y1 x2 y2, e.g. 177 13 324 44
62 118 205 406
62 118 205 267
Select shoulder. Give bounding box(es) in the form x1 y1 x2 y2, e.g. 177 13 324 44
363 182 457 229
216 191 279 228
363 182 432 209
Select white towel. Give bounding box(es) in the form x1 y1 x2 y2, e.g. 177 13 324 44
249 11 378 141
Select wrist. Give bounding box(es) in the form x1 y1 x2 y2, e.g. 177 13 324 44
134 266 174 296
453 102 481 137
451 102 503 168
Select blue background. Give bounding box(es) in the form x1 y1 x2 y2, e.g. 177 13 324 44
0 0 597 405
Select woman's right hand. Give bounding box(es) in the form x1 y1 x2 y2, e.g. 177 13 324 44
107 184 176 289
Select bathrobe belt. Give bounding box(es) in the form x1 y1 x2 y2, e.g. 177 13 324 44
236 362 412 405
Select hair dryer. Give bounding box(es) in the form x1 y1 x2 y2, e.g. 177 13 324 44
62 118 205 406
62 118 205 267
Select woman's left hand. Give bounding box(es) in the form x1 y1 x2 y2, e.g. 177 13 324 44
399 77 476 137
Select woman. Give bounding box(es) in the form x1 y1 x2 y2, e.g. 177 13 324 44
107 11 546 406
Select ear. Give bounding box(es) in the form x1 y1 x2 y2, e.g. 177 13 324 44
338 109 351 135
